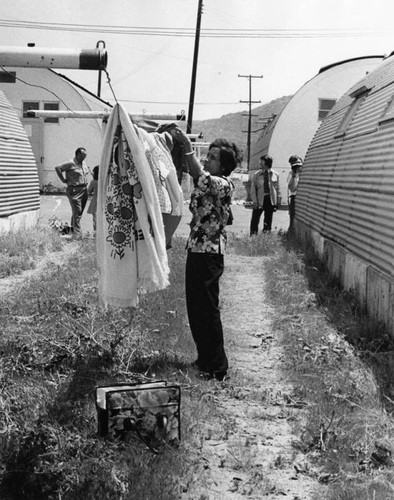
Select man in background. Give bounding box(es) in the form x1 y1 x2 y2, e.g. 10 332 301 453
55 147 89 240
287 155 304 232
249 155 280 235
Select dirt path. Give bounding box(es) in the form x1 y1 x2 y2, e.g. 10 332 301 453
185 254 321 499
1 235 322 498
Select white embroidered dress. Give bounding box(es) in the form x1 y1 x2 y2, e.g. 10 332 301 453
96 104 170 308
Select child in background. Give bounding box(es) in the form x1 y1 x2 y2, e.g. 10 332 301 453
87 165 99 233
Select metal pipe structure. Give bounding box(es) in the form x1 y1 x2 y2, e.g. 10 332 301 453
96 40 106 97
0 46 107 70
27 110 186 121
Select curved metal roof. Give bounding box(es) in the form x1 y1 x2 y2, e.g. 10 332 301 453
318 55 384 74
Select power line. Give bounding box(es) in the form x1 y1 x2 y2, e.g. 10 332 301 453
0 19 388 38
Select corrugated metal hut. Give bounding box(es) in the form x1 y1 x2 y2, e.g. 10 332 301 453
249 56 384 205
0 89 39 231
0 67 110 190
295 54 394 333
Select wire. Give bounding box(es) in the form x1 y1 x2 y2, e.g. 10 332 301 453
104 69 117 103
0 67 104 132
0 18 388 38
0 66 71 110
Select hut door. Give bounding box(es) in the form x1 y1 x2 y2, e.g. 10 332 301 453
22 118 44 185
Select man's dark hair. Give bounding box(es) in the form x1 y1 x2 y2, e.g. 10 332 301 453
75 147 86 156
260 155 273 169
209 138 242 176
93 165 99 180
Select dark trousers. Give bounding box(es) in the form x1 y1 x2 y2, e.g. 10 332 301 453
185 252 228 376
66 185 88 238
288 195 296 230
250 195 274 235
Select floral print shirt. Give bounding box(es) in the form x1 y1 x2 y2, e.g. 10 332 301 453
186 172 234 254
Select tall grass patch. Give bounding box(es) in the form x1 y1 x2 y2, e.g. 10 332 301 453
227 230 284 256
0 225 63 278
263 234 394 498
0 233 201 499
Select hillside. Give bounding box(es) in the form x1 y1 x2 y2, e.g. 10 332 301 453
192 95 292 155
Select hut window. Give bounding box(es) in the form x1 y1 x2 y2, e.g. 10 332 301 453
22 101 39 118
318 98 336 121
0 71 16 83
378 94 394 124
334 90 369 137
43 102 59 123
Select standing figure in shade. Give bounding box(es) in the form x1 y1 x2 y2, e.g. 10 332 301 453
287 155 303 232
87 165 99 234
55 147 89 240
249 155 280 235
173 126 241 381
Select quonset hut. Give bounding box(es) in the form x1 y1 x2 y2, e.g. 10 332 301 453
249 56 384 205
0 67 110 191
295 54 394 333
0 89 39 231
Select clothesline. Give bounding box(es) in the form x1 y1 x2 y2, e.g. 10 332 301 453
26 109 186 122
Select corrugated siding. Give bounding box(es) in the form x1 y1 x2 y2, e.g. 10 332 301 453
297 56 394 278
0 90 39 217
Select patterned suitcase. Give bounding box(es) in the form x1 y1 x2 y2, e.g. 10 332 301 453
96 382 181 452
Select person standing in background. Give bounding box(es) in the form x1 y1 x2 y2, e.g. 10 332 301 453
55 147 89 240
87 165 99 234
287 155 303 232
249 155 280 235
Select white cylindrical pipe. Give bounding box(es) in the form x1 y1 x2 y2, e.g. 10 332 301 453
0 46 107 70
27 110 186 122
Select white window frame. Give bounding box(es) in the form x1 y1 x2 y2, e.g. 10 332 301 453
378 94 394 125
334 86 370 138
43 101 60 124
318 98 336 121
22 101 40 118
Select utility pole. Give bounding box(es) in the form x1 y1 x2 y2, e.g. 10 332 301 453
187 0 203 134
238 74 263 170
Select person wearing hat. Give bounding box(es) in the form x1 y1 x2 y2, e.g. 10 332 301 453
287 155 303 232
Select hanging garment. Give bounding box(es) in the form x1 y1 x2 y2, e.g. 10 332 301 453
156 123 189 183
137 128 183 248
96 103 170 308
152 132 183 216
137 128 173 214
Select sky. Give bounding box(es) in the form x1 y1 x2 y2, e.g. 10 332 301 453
0 0 394 122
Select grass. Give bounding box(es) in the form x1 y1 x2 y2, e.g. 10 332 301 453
0 225 63 278
1 225 394 499
0 228 197 499
263 233 394 499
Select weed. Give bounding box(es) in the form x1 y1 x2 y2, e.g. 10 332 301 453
262 232 394 499
2 223 394 498
0 231 195 499
0 225 62 278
